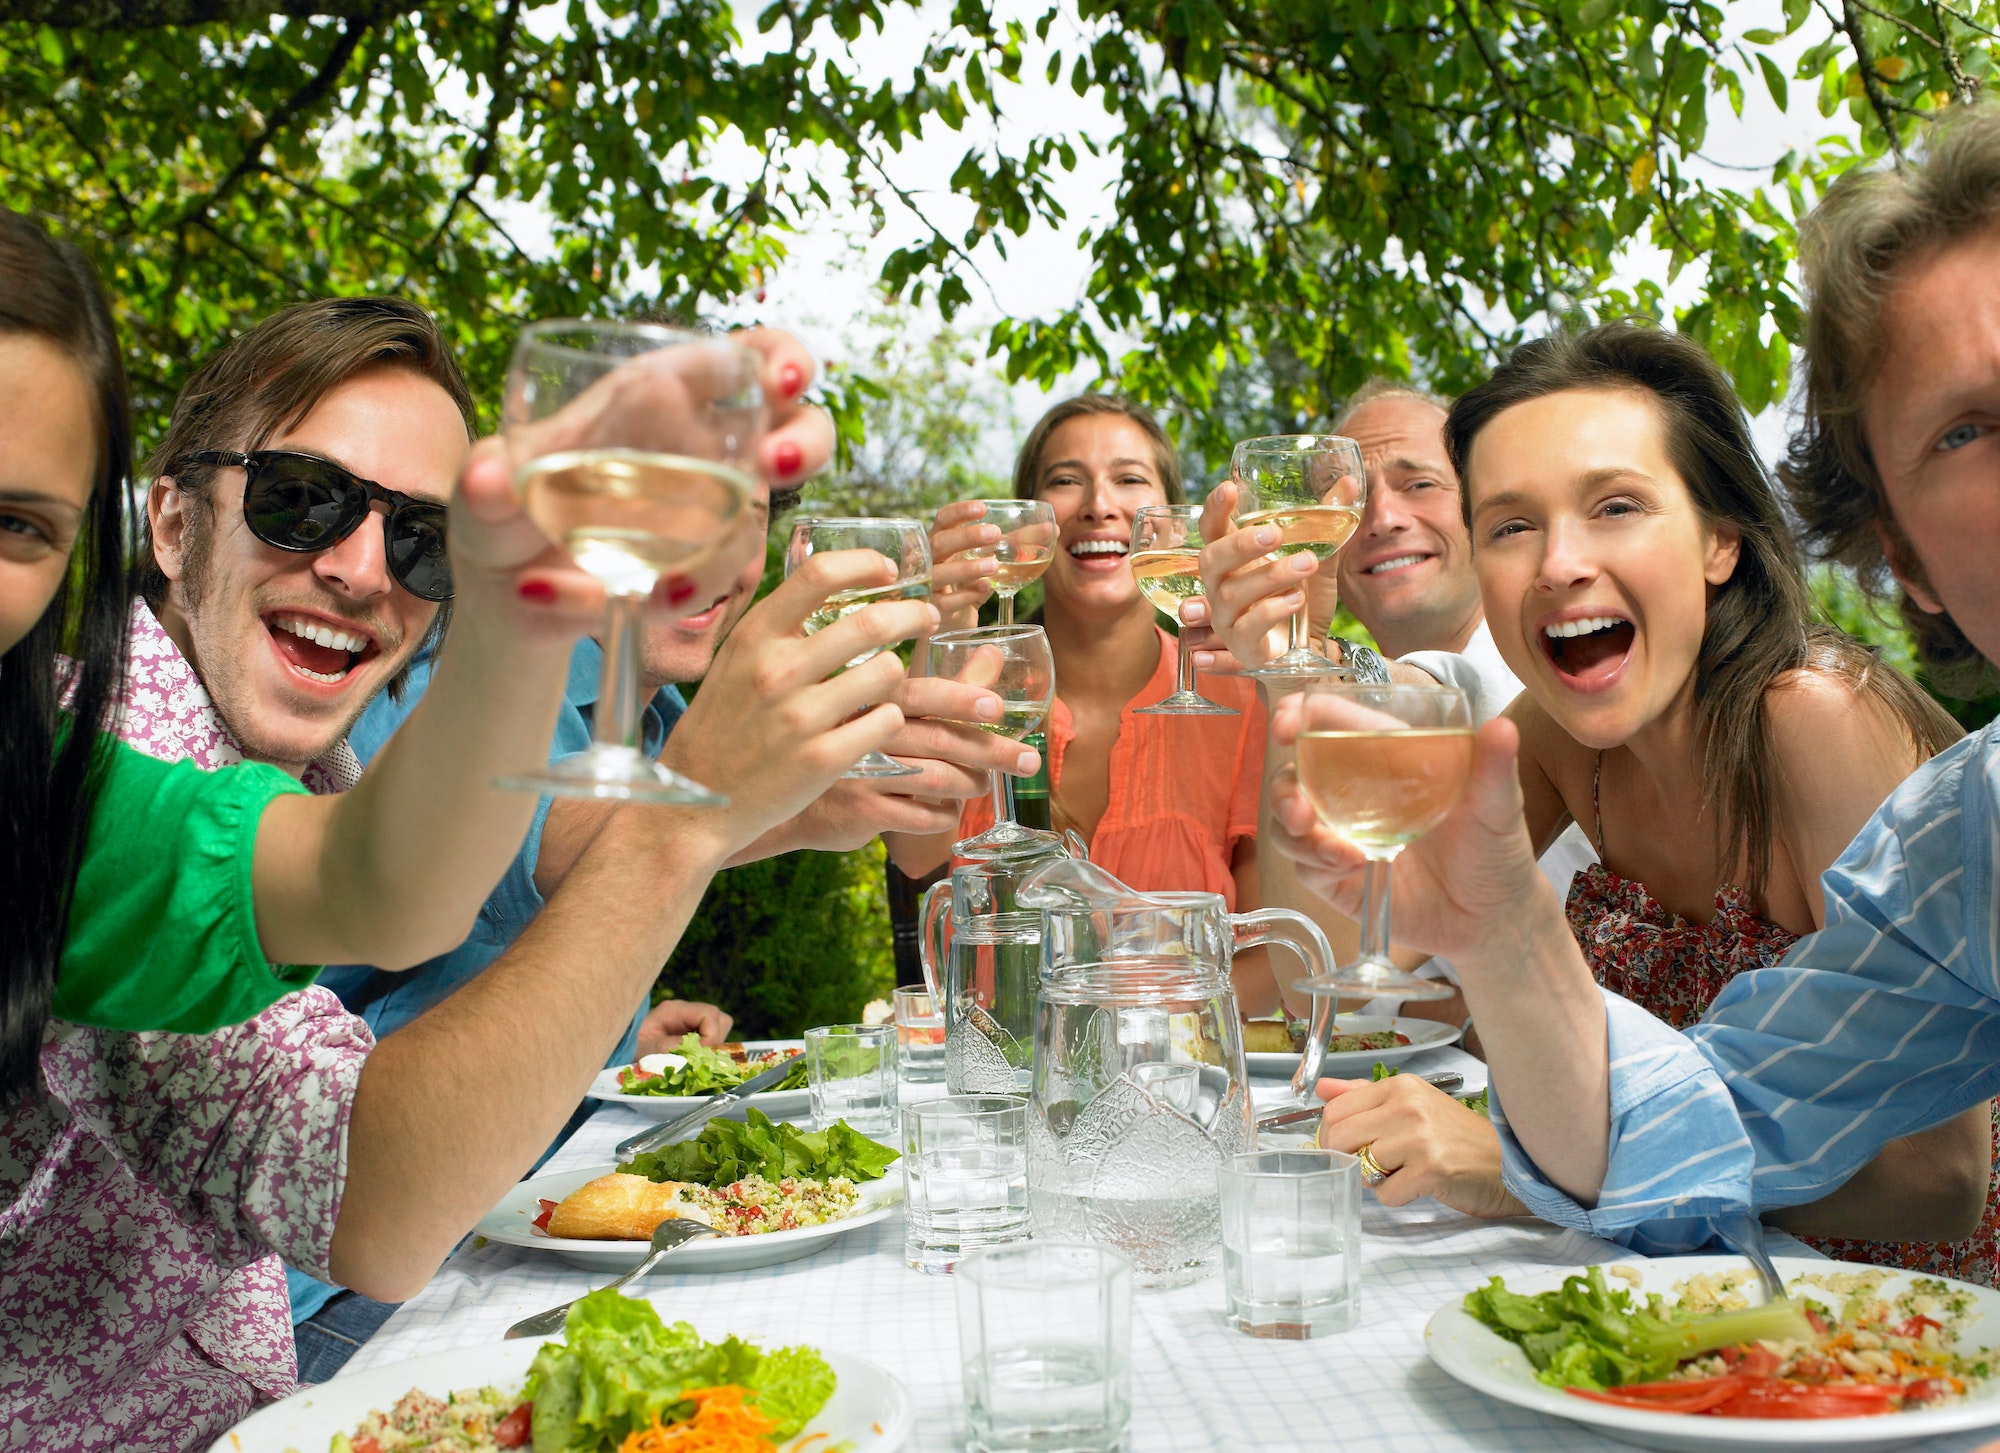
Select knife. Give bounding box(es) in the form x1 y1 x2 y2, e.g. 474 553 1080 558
614 1051 805 1161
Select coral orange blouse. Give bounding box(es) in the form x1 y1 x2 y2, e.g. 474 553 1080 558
954 627 1267 906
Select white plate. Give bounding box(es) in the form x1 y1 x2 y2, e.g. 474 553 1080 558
208 1335 912 1452
587 1038 812 1123
1426 1254 2000 1451
1244 1015 1463 1078
476 1162 902 1273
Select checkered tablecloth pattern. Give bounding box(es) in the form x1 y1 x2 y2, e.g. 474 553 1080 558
344 1050 2000 1451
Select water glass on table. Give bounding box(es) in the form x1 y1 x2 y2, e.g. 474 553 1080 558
902 1095 1030 1274
957 1242 1133 1453
893 986 946 1086
804 1023 898 1138
1219 1148 1361 1339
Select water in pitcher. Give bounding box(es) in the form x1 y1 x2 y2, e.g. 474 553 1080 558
944 911 1042 1095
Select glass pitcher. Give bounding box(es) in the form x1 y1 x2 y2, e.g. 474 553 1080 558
1018 868 1335 1288
920 837 1076 1095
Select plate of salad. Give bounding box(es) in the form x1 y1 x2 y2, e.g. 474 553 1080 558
588 1037 811 1122
209 1287 912 1452
1242 1015 1463 1079
1427 1255 2000 1450
477 1110 903 1273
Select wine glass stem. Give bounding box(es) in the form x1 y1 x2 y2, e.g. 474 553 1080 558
997 590 1015 626
989 769 1017 829
594 591 650 753
1286 595 1310 654
1357 858 1393 966
1173 622 1196 695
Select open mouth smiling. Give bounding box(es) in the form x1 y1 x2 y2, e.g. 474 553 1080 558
1364 552 1433 576
1540 612 1636 686
264 609 381 686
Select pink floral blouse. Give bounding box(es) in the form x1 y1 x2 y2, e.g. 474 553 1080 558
0 598 374 1449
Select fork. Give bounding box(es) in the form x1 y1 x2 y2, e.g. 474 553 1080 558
504 1219 716 1339
1716 1208 1787 1306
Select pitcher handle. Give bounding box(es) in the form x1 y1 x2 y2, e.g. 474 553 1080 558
920 881 951 1007
1229 908 1337 1104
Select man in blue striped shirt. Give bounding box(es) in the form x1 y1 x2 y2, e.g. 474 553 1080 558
1265 106 2000 1255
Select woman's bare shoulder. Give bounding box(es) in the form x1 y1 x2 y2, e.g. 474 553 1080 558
1764 667 1924 780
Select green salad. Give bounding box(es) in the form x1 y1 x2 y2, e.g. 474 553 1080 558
614 1035 808 1097
526 1289 840 1451
1370 1060 1489 1117
617 1107 898 1189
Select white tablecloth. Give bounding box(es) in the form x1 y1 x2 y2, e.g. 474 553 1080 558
345 1050 1999 1451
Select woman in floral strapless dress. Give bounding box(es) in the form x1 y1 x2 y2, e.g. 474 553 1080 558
1297 325 1988 1261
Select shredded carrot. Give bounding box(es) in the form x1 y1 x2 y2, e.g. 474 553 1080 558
785 1435 830 1452
616 1386 782 1453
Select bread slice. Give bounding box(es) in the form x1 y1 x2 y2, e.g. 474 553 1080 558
547 1173 713 1240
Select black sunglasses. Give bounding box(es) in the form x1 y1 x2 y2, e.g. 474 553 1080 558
179 449 454 602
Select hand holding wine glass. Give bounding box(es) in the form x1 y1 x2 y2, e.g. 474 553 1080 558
927 500 1002 631
925 625 1057 856
786 517 933 779
502 322 766 805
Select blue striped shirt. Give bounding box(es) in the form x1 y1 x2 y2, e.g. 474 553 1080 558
1496 721 2000 1252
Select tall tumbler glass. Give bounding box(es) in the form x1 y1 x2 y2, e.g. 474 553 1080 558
957 1242 1133 1453
805 1023 898 1138
902 1095 1030 1274
1219 1148 1361 1338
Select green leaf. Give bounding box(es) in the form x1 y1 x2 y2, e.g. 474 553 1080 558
1758 52 1789 110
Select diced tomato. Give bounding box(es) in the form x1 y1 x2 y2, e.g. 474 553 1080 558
494 1403 533 1447
531 1199 558 1232
1717 1343 1782 1378
1890 1314 1942 1340
1804 1306 1829 1336
352 1439 382 1453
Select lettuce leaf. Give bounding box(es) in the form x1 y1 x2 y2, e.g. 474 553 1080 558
523 1290 833 1451
620 1036 809 1096
618 1107 898 1187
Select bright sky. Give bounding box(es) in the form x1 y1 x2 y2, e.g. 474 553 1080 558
692 0 1861 473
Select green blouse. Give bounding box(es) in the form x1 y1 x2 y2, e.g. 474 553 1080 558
53 736 316 1031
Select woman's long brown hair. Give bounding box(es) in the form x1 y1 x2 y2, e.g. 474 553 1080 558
1445 322 1959 901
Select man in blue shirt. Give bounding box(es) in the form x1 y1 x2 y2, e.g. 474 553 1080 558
1258 107 2000 1263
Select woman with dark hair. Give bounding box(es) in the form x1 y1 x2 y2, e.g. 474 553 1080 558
889 394 1269 933
1258 323 1995 1278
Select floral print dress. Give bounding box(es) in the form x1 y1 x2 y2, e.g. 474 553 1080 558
1565 756 2000 1287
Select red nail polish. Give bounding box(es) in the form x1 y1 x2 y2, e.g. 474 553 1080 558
664 575 697 604
518 579 557 604
779 363 806 398
773 440 804 478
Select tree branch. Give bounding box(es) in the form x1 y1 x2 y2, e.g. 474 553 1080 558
5 0 406 26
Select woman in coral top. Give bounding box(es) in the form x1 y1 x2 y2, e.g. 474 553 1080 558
889 394 1271 992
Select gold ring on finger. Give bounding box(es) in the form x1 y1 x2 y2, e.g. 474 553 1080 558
1354 1143 1390 1188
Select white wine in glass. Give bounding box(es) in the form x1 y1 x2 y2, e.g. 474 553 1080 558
787 516 933 779
502 322 764 805
1231 435 1367 679
1130 504 1236 716
926 624 1057 857
963 498 1057 625
1290 681 1470 1002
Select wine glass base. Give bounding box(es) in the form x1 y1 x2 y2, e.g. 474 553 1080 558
495 745 728 807
1133 691 1239 716
954 823 1064 859
845 750 923 779
1244 651 1349 684
1291 967 1456 1002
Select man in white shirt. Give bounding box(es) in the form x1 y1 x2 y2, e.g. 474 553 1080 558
1190 379 1593 1017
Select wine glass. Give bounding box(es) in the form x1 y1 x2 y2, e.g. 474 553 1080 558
786 516 932 779
1129 504 1236 717
1230 435 1367 680
1287 679 1469 1002
500 321 765 804
926 625 1057 857
963 499 1058 625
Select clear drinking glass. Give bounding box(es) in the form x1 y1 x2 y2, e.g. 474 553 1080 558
957 1242 1133 1453
925 625 1057 858
1219 1148 1361 1338
893 986 947 1086
501 322 766 803
963 498 1058 625
804 1023 898 1138
1230 435 1367 680
785 516 931 779
1289 679 1471 1001
902 1095 1031 1274
1129 503 1235 716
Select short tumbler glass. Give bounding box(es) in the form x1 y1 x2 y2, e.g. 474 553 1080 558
804 1023 898 1139
894 986 946 1086
903 1095 1030 1274
957 1242 1133 1453
1219 1148 1360 1338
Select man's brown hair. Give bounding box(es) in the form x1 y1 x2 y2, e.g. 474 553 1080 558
138 296 475 607
1784 105 2000 696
